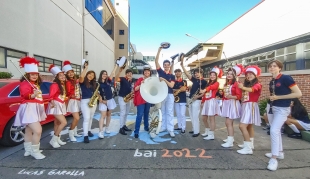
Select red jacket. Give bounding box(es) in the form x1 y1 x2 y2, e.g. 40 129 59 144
20 81 43 104
223 81 242 101
66 79 81 100
242 83 262 103
49 83 67 103
133 77 146 106
201 81 219 103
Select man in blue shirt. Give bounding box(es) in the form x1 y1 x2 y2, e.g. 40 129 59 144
180 55 207 137
155 46 176 137
115 67 135 135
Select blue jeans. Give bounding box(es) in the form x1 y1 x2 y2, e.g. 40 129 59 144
134 103 151 134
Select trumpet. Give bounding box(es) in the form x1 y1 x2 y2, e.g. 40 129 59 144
186 89 200 107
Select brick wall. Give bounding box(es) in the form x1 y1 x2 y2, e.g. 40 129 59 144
238 71 310 112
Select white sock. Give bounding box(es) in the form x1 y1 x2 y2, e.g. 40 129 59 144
288 124 300 133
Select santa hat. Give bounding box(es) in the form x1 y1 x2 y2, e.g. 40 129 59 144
62 60 73 73
48 64 62 76
19 57 39 73
245 65 261 76
210 66 223 78
232 64 244 76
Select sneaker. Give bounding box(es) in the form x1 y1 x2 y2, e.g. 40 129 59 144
98 131 104 139
267 158 278 171
105 128 111 134
169 131 175 138
123 125 132 131
134 134 139 138
88 131 94 137
174 128 181 130
84 136 89 143
265 152 284 159
181 130 185 134
189 131 194 134
262 124 270 130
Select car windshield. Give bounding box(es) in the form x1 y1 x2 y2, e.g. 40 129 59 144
0 82 9 88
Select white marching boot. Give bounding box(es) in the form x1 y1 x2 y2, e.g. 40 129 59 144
238 138 254 149
24 142 32 157
31 143 45 160
105 126 111 134
201 128 210 137
203 131 214 140
57 135 66 145
74 127 82 137
221 136 234 148
69 130 77 142
223 137 228 142
49 135 60 148
237 141 253 155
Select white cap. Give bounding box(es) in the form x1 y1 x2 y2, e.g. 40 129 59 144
49 64 62 76
19 57 39 73
62 60 73 73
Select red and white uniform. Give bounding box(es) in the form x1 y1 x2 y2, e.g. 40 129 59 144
46 83 67 115
201 81 221 116
14 81 46 126
66 79 81 113
221 81 242 119
240 83 262 126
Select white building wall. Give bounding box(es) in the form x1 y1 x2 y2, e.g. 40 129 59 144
0 0 115 78
205 0 310 59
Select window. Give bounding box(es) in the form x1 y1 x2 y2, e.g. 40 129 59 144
119 44 125 49
119 30 124 35
275 46 296 71
0 46 27 68
304 43 310 69
106 29 112 35
34 55 62 72
9 86 20 97
70 63 81 75
276 48 285 56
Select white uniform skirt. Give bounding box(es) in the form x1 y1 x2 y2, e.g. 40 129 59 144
297 121 310 130
201 98 221 116
240 102 261 126
46 101 67 115
67 99 81 113
220 99 241 119
14 103 46 126
99 98 117 111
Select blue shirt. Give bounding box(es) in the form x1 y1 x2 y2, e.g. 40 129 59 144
269 74 296 107
157 68 175 94
118 77 134 97
189 77 207 100
173 79 187 103
80 82 95 99
99 78 113 100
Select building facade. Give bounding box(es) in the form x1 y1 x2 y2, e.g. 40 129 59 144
185 0 310 110
0 0 129 80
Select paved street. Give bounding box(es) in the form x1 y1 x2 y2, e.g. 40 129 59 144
0 99 309 179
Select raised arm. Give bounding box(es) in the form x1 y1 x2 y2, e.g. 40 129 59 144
180 55 192 80
155 47 162 69
79 63 88 83
109 64 118 79
115 66 123 82
170 61 174 74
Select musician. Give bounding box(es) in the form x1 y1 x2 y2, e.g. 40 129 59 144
221 64 243 147
14 57 46 159
155 47 176 137
97 65 117 139
172 69 187 134
265 60 301 171
236 65 262 155
79 63 98 143
115 67 134 135
46 65 67 148
180 55 207 137
133 65 152 138
63 61 82 142
200 66 222 140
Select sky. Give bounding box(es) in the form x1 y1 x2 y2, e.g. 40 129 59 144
128 0 262 59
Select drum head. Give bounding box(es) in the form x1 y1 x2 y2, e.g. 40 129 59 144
117 56 127 67
161 42 170 49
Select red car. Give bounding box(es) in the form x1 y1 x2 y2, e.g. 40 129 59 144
0 79 60 146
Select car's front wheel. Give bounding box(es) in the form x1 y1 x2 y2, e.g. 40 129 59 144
0 117 25 146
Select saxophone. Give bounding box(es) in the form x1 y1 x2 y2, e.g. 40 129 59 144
123 91 134 103
186 89 200 107
174 86 185 102
88 82 100 107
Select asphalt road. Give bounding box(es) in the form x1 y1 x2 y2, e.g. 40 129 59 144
0 99 309 179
